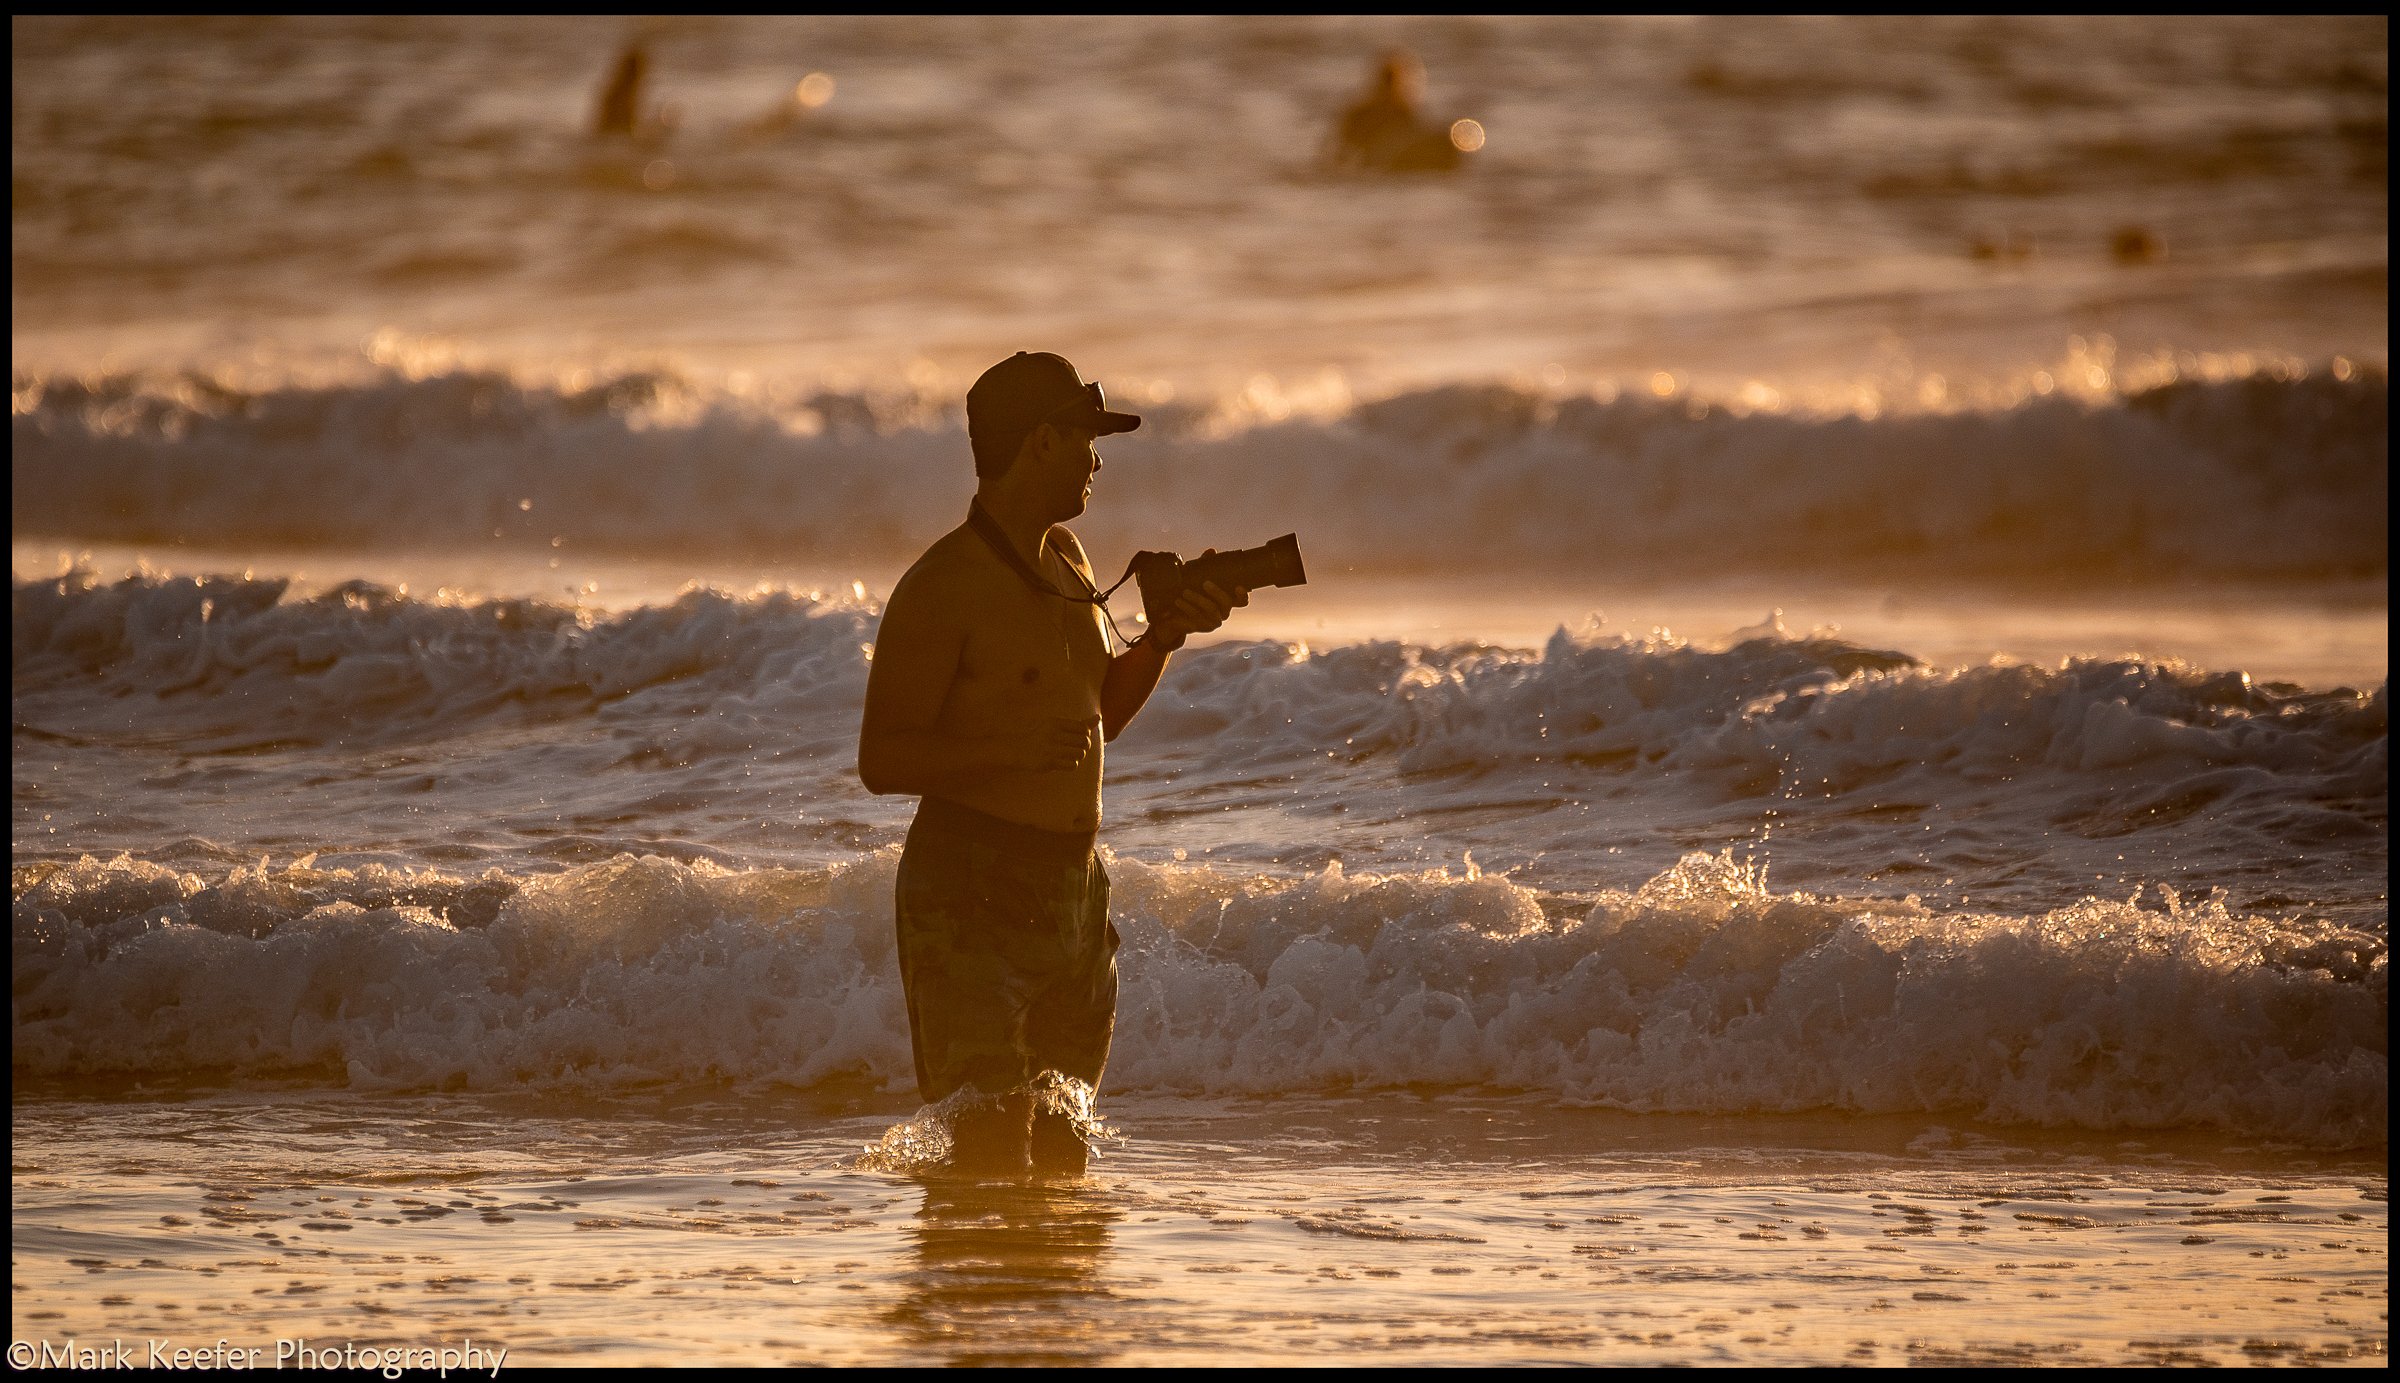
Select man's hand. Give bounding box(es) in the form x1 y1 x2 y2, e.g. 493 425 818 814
1010 715 1099 772
1104 556 1250 742
1146 555 1251 652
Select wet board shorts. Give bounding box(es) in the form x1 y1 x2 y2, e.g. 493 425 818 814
893 796 1119 1106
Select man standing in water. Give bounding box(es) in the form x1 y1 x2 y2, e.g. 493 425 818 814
857 352 1246 1176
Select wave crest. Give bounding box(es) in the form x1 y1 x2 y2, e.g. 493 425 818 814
1138 627 2386 798
13 570 875 752
13 365 2386 584
11 849 2386 1145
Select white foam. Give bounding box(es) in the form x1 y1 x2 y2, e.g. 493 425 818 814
15 573 2384 906
1125 627 2388 822
13 570 877 754
19 572 2382 782
12 849 2386 1146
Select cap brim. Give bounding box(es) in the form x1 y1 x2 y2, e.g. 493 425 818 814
1058 404 1139 435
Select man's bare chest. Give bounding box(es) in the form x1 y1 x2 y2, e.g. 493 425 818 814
953 564 1108 705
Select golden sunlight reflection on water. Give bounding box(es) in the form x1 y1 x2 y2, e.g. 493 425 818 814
9 1091 2386 1366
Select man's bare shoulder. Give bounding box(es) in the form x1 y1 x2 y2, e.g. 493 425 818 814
889 524 985 604
1047 524 1096 579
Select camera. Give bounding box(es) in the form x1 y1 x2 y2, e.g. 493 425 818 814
1130 534 1307 622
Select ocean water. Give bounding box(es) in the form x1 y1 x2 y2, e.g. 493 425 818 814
10 1093 2388 1367
9 15 2389 398
11 14 2387 1367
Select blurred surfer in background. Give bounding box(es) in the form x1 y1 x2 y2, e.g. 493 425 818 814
593 43 678 143
1328 49 1483 173
594 45 648 137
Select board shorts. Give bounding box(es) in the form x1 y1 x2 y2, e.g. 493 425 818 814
893 796 1119 1106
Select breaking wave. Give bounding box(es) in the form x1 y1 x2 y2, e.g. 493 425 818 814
11 849 2386 1146
11 365 2387 584
16 573 2384 818
1138 627 2386 789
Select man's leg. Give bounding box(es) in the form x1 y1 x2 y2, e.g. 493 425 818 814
896 829 1040 1176
1028 1107 1088 1176
1026 856 1117 1177
949 1091 1036 1177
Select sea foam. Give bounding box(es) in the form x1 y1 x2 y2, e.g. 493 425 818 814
19 573 2383 800
12 849 2385 1146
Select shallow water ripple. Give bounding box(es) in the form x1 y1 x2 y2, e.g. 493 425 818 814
11 1093 2385 1366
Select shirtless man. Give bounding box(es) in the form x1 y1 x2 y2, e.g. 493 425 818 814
1332 51 1426 169
857 351 1245 1177
1329 49 1464 174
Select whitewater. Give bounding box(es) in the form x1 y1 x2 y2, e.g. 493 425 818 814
14 559 2387 1146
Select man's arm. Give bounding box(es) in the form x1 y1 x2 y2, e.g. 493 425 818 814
857 570 1092 796
1100 576 1245 742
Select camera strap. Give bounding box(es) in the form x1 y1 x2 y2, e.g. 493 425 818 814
966 499 1143 649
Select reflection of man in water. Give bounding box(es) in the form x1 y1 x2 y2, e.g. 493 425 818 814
857 352 1247 1177
1330 49 1467 173
887 1180 1121 1363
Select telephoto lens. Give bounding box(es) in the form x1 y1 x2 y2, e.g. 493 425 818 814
1192 534 1306 595
1131 535 1306 623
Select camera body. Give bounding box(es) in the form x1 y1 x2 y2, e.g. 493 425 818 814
1131 533 1307 624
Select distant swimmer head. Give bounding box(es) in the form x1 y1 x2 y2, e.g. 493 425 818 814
1376 49 1426 104
2110 225 2165 266
967 352 1141 479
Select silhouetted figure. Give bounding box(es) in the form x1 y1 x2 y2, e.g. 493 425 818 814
1329 50 1475 173
858 352 1247 1178
2111 225 2165 266
1336 52 1426 167
594 46 648 138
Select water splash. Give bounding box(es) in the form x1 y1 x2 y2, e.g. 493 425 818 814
854 1073 1122 1176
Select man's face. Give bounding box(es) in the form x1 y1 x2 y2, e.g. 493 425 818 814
1028 423 1102 519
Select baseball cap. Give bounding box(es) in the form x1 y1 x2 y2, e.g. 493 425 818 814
966 352 1142 446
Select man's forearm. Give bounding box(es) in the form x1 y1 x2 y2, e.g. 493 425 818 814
1101 635 1175 741
857 726 1025 798
1101 580 1242 739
